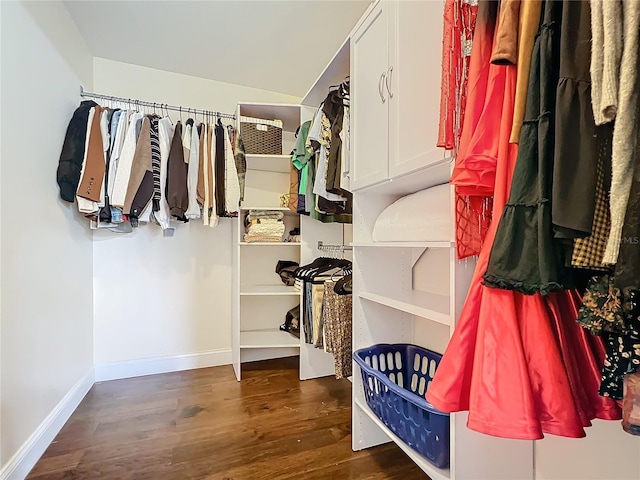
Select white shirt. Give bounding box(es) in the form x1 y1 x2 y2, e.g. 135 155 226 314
111 112 144 208
107 110 130 199
185 123 201 219
224 127 240 215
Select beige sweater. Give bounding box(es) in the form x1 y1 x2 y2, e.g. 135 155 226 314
590 0 622 126
603 1 640 264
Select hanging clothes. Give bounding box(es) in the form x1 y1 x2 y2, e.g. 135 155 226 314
224 125 240 216
449 0 500 260
437 0 478 151
483 0 572 295
124 116 152 219
214 122 226 217
426 0 620 440
154 116 175 234
233 131 247 203
185 119 201 220
57 100 99 202
602 2 640 265
76 106 99 214
166 121 189 221
77 105 105 203
589 0 622 127
207 123 218 227
323 280 353 379
571 123 613 271
552 0 599 241
111 112 144 209
510 0 543 144
106 109 129 222
490 0 520 65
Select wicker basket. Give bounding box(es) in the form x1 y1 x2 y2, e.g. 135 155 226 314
240 116 283 155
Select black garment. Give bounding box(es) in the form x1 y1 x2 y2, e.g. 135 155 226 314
483 0 573 295
57 100 99 202
600 288 640 400
214 123 226 216
615 140 640 291
552 0 598 240
166 122 189 221
322 89 346 195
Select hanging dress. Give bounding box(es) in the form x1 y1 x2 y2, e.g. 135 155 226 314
482 0 572 295
449 0 498 260
426 0 620 440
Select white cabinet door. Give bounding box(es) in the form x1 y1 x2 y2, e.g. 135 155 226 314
388 0 445 178
350 2 390 191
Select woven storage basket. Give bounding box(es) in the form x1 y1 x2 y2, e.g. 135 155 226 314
240 116 283 155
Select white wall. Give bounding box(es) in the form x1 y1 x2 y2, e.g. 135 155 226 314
92 58 300 376
0 0 94 475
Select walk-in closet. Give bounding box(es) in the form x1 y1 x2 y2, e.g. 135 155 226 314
2 1 640 479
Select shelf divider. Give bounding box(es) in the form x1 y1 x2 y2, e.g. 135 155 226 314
240 329 300 349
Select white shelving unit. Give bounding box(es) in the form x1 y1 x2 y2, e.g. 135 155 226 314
232 102 340 382
231 103 303 380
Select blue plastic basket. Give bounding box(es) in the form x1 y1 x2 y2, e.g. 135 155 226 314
353 343 450 469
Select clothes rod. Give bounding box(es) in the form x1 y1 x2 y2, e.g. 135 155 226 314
317 241 352 252
79 86 236 120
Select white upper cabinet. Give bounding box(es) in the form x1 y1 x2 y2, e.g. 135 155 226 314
351 2 390 191
351 0 446 191
388 0 445 178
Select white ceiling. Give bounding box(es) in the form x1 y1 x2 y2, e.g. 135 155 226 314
63 0 370 97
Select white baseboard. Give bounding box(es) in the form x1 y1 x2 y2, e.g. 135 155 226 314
94 349 232 382
0 369 95 480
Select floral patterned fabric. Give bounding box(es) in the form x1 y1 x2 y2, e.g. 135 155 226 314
577 274 626 335
579 276 640 399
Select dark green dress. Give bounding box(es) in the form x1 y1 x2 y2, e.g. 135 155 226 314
483 0 573 295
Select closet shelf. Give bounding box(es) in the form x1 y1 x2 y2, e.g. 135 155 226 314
238 103 301 132
240 206 298 215
353 241 454 248
359 290 451 326
240 329 300 349
354 398 450 480
239 242 301 246
245 154 292 173
351 157 452 196
240 285 301 296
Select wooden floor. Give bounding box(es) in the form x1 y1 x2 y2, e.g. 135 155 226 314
27 358 428 479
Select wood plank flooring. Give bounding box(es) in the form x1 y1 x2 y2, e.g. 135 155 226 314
27 358 428 480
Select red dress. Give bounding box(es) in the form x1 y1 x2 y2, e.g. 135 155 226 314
427 2 620 439
448 0 494 260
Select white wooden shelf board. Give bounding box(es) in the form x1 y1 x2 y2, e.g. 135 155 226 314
239 242 301 246
352 158 452 196
359 290 451 326
245 154 292 173
354 398 450 480
240 206 298 215
353 241 453 248
240 285 301 296
240 329 300 349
